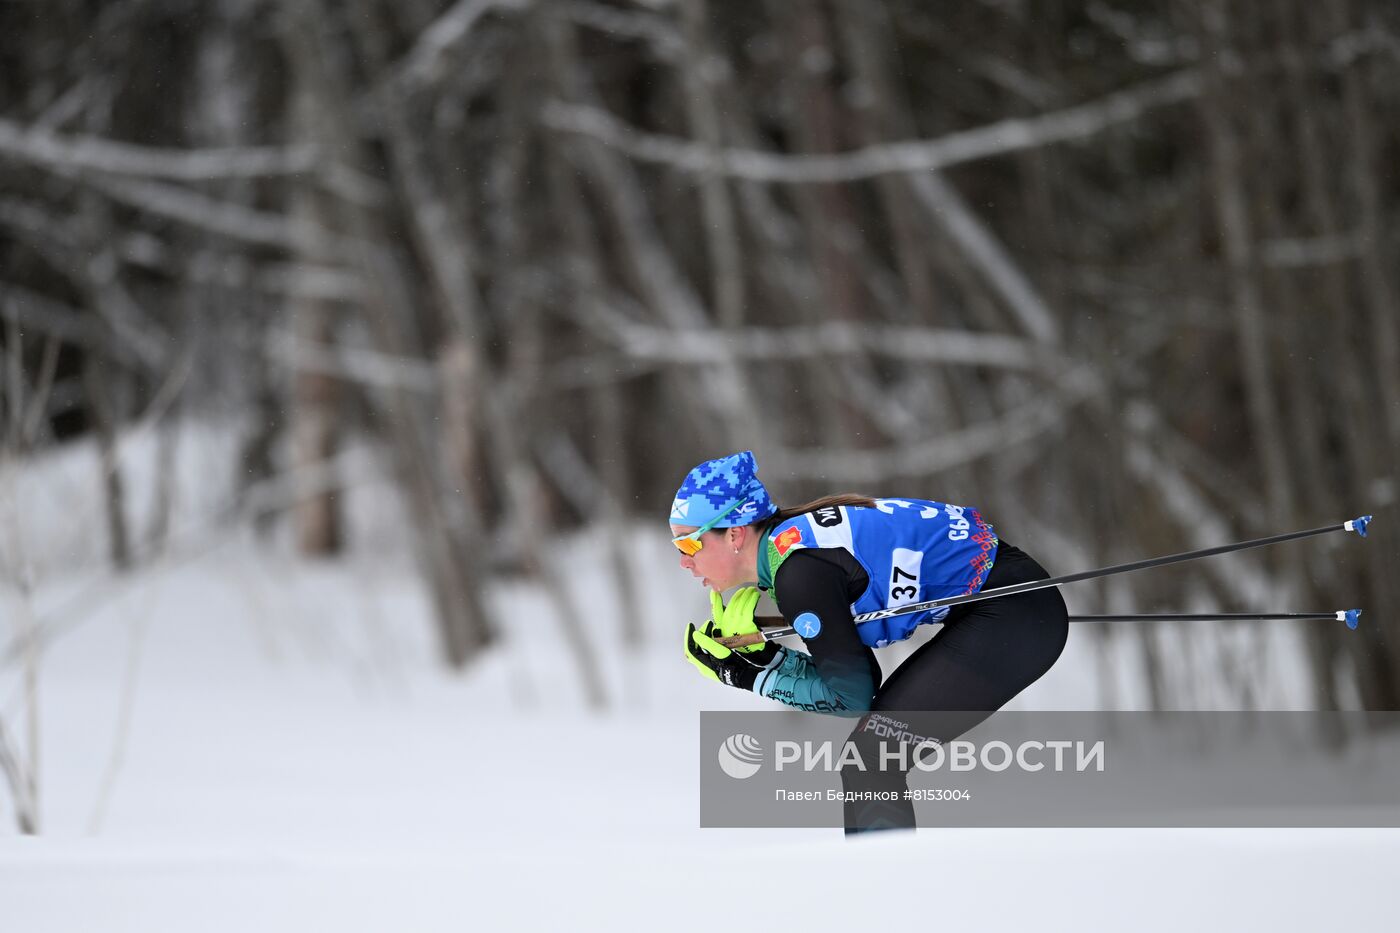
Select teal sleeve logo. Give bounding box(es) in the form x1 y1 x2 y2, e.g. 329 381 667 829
795 612 822 639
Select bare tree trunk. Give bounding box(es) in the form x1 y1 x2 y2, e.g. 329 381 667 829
535 14 647 698
146 410 179 557
481 32 608 709
0 718 37 834
0 320 42 832
538 5 759 454
765 0 873 453
590 387 647 655
831 0 974 490
285 29 345 557
81 350 131 572
287 157 344 555
1275 2 1347 708
65 67 136 575
278 0 495 667
1325 0 1400 709
349 0 601 700
1190 3 1312 713
1196 1 1295 530
238 364 283 538
678 0 746 331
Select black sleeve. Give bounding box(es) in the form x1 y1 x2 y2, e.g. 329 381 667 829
771 548 882 713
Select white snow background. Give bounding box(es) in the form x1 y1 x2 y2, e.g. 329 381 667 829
0 423 1394 932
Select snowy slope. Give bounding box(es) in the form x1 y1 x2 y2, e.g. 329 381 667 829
0 427 1393 931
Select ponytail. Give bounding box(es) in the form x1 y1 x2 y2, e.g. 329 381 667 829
758 493 878 534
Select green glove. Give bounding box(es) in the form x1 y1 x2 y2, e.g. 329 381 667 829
684 620 760 690
709 587 779 665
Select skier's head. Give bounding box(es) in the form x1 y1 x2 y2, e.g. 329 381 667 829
669 450 776 592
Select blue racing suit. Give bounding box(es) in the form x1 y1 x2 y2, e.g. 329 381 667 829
748 499 998 716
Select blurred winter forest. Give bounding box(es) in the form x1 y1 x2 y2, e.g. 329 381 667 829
2 0 1398 735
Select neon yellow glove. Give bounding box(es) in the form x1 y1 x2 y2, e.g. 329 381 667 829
684 620 759 690
710 587 765 652
707 586 780 667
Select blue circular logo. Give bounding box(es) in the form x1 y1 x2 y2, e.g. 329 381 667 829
794 612 822 639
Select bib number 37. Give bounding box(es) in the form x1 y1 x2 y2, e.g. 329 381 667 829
888 548 923 606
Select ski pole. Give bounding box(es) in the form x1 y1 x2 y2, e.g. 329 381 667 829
719 515 1372 648
1045 611 1361 626
720 610 1363 648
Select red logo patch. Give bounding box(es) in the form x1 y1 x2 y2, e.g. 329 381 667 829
775 527 803 556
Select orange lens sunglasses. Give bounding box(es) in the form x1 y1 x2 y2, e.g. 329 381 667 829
672 496 746 557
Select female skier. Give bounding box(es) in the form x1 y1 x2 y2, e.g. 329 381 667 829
674 450 1069 834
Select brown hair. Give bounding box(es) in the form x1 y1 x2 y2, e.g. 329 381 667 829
759 493 878 533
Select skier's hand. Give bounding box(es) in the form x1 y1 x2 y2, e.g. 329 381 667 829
710 587 779 665
684 620 759 690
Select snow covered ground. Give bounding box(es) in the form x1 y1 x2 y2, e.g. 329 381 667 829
1 427 1394 931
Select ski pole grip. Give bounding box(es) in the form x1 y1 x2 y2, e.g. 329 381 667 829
716 632 768 650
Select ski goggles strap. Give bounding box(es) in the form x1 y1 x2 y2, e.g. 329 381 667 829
672 496 747 556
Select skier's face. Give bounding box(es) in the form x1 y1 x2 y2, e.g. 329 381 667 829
671 523 743 593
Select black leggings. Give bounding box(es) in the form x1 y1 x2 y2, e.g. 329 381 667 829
842 541 1069 834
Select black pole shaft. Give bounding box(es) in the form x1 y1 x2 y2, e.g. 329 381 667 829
1068 612 1336 623
759 611 1346 641
850 519 1356 627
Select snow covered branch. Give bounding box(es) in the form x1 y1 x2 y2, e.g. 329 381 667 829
600 316 1060 372
1260 234 1364 269
542 69 1203 183
906 171 1062 345
560 0 684 59
266 330 441 394
0 283 111 354
85 174 300 251
0 117 315 181
765 364 1105 481
393 0 533 87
